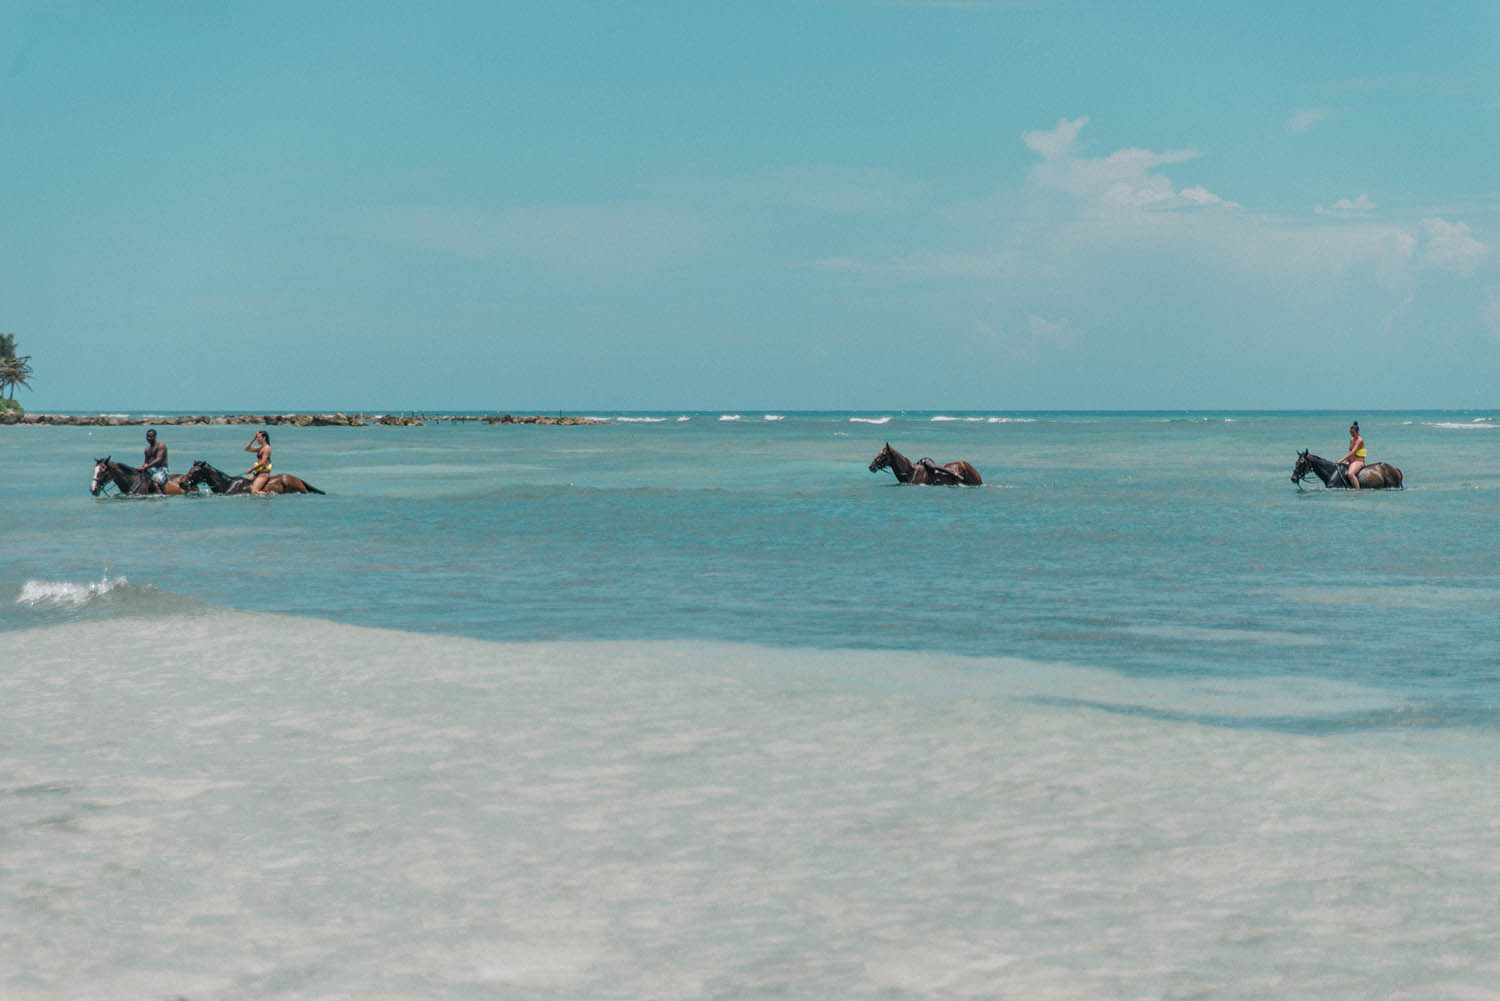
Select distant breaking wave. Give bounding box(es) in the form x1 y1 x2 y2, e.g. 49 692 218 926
849 417 891 425
1427 419 1498 430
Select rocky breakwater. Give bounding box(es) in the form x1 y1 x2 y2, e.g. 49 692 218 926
0 412 383 427
486 414 610 425
1 412 606 427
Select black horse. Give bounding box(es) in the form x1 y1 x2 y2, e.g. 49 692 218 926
90 456 198 496
182 459 325 495
869 442 983 486
1291 450 1403 490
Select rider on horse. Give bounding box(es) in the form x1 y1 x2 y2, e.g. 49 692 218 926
137 428 169 491
1337 421 1366 489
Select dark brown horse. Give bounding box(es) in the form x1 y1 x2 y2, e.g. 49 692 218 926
182 459 325 495
1291 450 1403 489
90 457 198 496
869 442 983 486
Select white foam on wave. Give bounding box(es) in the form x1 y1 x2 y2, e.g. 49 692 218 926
615 416 669 423
17 575 129 608
931 415 985 423
1427 421 1498 430
849 416 891 425
676 415 692 422
987 416 1036 423
763 414 784 422
718 414 742 422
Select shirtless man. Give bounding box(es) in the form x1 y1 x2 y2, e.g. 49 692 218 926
244 430 272 494
137 428 169 491
1337 421 1366 489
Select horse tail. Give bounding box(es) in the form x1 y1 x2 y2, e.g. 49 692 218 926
304 481 326 495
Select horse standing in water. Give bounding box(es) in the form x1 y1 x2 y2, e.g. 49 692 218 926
90 457 198 496
868 442 983 486
1291 450 1403 489
181 459 325 495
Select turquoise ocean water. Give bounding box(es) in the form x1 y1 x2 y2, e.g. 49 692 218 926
6 411 1500 998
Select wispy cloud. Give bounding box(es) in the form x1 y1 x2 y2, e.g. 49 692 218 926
1022 117 1238 211
1483 289 1500 340
1287 108 1330 134
974 314 1079 361
1417 217 1491 275
1316 193 1376 216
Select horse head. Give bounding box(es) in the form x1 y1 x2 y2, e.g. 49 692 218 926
183 459 232 493
181 459 210 491
91 457 112 496
1291 450 1311 484
869 442 894 473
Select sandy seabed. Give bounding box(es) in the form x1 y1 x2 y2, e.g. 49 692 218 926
6 613 1500 999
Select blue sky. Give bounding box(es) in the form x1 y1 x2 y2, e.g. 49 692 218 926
2 1 1497 411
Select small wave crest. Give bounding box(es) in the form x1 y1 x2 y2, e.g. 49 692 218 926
615 416 670 423
18 575 132 608
1427 421 1498 430
718 414 743 422
14 576 214 619
849 417 891 425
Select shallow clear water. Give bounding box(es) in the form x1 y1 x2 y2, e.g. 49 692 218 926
6 411 1500 997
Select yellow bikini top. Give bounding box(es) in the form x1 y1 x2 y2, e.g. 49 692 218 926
1355 447 1366 457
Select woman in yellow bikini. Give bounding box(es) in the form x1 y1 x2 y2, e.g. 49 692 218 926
244 430 273 494
1338 421 1366 489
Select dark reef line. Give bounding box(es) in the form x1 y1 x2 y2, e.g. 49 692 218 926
1 412 609 427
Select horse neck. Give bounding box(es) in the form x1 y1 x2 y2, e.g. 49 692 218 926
200 464 233 490
108 460 142 489
884 448 915 481
1307 454 1338 486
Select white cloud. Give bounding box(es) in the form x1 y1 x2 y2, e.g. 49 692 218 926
1024 118 1237 212
1482 289 1500 339
974 314 1079 361
1021 116 1088 160
1417 218 1490 275
1287 108 1330 134
1026 314 1078 349
1316 194 1377 216
806 256 863 273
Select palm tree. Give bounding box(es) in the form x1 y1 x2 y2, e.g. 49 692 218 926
0 355 33 399
0 333 33 400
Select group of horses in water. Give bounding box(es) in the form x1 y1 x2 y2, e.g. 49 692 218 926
87 441 1403 497
868 442 1402 490
90 457 324 497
